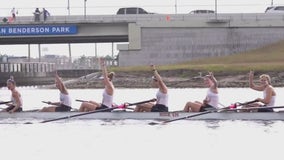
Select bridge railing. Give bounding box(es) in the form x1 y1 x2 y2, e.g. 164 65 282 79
2 13 284 25
0 62 55 73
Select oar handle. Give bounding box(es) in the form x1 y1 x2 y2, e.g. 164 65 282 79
42 101 51 105
126 98 157 106
0 101 12 105
75 99 88 103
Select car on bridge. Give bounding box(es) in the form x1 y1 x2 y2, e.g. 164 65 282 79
265 6 284 13
116 7 149 14
189 10 215 14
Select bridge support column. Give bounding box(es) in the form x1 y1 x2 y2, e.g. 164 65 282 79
117 23 141 51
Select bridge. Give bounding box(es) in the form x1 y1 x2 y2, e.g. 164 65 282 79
1 13 284 67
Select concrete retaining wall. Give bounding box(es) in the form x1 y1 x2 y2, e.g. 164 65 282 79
119 27 284 66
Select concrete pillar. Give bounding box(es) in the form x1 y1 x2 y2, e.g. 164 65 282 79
28 44 31 62
38 44 41 62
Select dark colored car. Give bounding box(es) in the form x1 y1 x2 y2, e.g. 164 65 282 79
116 7 148 15
265 6 284 13
189 10 215 14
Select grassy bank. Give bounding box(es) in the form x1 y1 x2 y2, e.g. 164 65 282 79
112 40 284 73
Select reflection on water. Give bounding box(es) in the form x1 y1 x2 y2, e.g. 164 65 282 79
205 120 221 129
0 119 283 160
0 88 284 160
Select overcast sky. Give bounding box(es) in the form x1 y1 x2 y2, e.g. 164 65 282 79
0 0 283 58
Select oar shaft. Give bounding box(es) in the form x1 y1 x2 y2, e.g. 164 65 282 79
226 105 284 111
75 99 87 103
127 98 156 106
40 107 118 123
163 110 213 124
0 101 12 105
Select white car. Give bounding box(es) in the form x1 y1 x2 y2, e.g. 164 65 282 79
265 6 284 13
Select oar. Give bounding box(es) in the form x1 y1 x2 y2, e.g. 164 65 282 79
149 110 215 125
25 98 156 124
125 98 156 106
149 100 259 125
24 107 117 124
75 99 87 103
0 101 12 105
76 98 157 110
38 107 117 123
224 105 284 112
40 98 156 123
42 101 52 105
0 101 13 110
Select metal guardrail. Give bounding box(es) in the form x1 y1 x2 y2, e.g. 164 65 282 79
0 62 55 73
1 13 284 25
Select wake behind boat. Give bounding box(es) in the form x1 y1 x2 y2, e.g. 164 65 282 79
1 110 284 121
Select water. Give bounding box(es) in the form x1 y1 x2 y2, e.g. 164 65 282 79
0 87 284 160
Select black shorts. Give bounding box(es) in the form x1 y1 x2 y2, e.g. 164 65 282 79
95 104 112 112
199 104 215 112
151 104 168 112
55 104 72 112
5 105 22 112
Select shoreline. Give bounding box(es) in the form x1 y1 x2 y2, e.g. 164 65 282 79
40 70 284 89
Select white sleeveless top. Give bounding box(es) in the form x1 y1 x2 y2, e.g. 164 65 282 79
11 95 23 108
263 91 276 107
156 90 168 107
60 92 71 107
206 89 219 109
102 90 113 108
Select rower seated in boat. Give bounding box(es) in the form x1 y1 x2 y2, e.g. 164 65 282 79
242 71 276 112
79 58 115 112
1 77 23 113
183 72 219 112
40 72 72 112
134 65 168 112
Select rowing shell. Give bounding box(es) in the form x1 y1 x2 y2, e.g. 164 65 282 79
1 111 284 121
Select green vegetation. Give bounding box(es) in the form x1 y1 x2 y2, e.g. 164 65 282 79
112 40 284 73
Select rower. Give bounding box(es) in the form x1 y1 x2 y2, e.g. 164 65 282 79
183 72 219 112
242 71 276 112
39 72 72 112
134 65 168 112
79 58 115 112
1 76 23 113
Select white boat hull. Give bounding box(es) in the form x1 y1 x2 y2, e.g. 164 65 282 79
0 111 284 121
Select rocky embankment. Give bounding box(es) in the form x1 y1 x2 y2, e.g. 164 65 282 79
41 70 284 89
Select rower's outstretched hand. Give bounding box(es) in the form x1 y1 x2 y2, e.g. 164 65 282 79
151 65 156 70
249 70 254 78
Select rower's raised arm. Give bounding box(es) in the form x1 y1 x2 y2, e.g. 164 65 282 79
151 65 167 94
55 71 68 94
100 58 109 83
249 70 263 91
100 58 114 96
208 72 218 89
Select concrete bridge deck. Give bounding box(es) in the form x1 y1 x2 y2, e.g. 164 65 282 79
1 13 284 66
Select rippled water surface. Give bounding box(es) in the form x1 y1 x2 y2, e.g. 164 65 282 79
0 87 283 160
